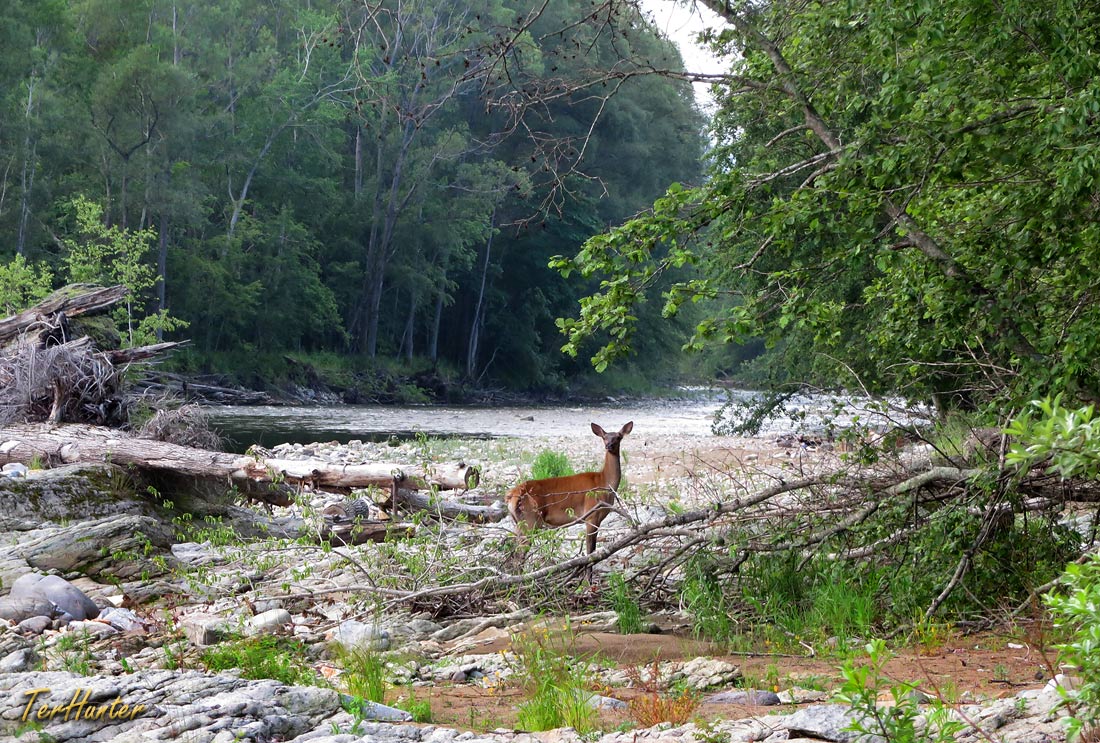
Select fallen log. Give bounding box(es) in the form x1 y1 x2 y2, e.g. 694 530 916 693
0 423 480 506
260 458 479 492
0 284 129 347
383 486 508 523
301 498 414 545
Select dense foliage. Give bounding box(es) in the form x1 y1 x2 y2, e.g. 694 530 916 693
556 0 1100 411
0 0 704 391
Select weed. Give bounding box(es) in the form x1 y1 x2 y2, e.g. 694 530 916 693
681 559 736 642
835 639 965 743
624 658 700 727
393 690 432 723
908 612 956 654
510 623 599 734
606 572 644 635
334 646 387 703
200 635 319 686
530 450 574 480
1045 552 1100 741
44 631 95 676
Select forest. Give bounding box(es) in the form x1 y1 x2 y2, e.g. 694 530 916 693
0 0 706 395
4 0 1100 412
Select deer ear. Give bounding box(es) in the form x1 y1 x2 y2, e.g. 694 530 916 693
591 423 606 436
620 421 633 436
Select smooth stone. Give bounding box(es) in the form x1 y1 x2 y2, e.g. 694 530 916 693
10 573 100 620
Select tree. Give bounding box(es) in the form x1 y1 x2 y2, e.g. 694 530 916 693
556 0 1100 408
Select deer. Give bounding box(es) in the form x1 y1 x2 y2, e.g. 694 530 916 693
506 421 633 567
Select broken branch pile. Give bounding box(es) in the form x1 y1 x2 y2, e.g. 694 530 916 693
0 284 184 427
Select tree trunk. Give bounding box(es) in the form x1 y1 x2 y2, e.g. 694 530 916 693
466 212 495 379
383 486 508 523
156 212 168 341
0 423 480 496
429 280 444 363
0 284 129 347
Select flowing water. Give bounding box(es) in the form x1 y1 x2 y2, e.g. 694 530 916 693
205 389 929 453
205 391 730 452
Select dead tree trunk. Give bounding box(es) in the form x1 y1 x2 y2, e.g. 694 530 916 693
0 423 479 501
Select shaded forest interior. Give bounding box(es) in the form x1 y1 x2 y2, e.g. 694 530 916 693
0 0 708 394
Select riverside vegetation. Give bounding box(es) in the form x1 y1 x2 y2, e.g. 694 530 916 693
4 404 1100 742
5 0 1100 740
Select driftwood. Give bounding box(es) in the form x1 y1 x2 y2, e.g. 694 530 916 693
0 423 480 507
318 500 417 545
384 486 508 523
137 372 272 405
0 284 129 348
256 459 478 492
0 284 185 427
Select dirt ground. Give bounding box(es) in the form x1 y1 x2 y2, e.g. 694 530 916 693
389 626 1056 732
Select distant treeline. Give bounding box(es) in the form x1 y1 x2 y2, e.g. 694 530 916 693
0 0 706 391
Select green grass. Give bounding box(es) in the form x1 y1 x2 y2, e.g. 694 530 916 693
334 646 388 703
511 624 599 734
607 572 645 635
200 636 319 686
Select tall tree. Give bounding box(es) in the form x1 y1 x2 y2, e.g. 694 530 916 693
557 0 1100 407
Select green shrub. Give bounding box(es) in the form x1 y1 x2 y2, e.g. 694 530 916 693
681 558 736 642
511 625 599 734
335 646 387 703
530 450 574 480
607 572 644 634
1045 554 1100 741
836 639 965 743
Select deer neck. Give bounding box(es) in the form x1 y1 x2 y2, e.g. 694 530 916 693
602 449 622 490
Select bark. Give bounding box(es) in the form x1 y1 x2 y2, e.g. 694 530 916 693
466 212 495 379
384 486 508 523
0 285 129 347
0 423 479 500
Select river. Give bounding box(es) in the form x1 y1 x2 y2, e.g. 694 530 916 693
205 392 730 452
204 389 929 453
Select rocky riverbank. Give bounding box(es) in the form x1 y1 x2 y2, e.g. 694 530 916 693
0 430 1075 742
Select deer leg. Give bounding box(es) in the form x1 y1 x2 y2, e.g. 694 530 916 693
585 517 598 556
506 511 540 571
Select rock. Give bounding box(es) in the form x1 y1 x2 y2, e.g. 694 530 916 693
15 615 52 635
0 463 157 531
0 595 55 623
329 620 391 652
66 619 120 639
705 689 782 706
98 607 146 632
182 614 232 646
402 618 444 638
244 608 293 636
0 647 38 673
585 693 627 710
70 580 125 611
170 541 223 566
778 686 830 704
14 515 176 580
668 657 742 691
779 705 883 743
2 462 28 478
10 573 99 620
339 696 414 722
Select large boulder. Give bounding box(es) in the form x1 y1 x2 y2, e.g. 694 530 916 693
0 463 157 532
8 573 99 620
10 514 176 581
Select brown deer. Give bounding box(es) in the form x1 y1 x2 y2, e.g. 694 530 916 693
506 421 633 562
